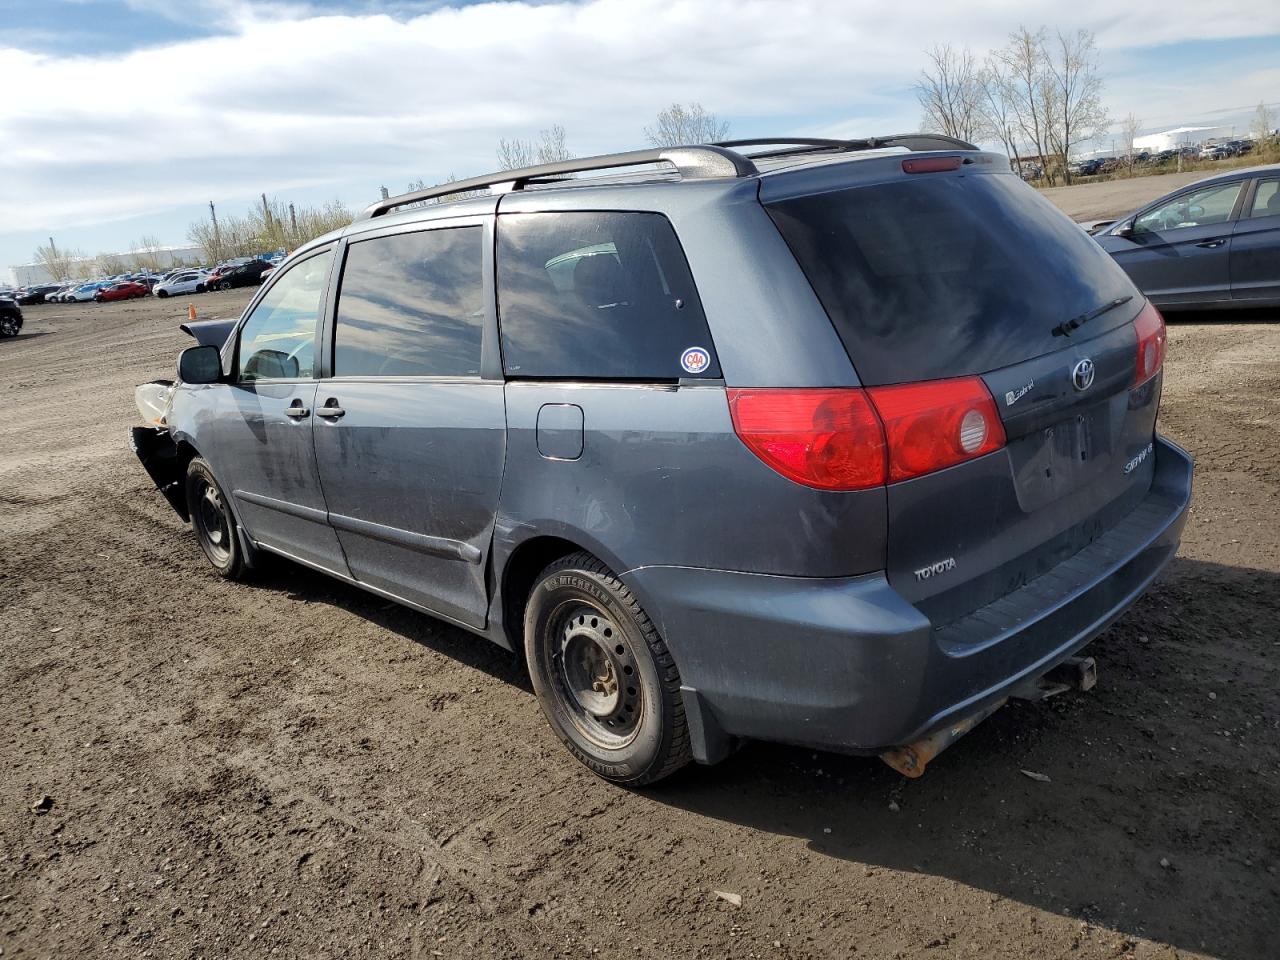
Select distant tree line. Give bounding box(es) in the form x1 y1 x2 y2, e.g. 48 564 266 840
186 197 355 264
915 27 1109 185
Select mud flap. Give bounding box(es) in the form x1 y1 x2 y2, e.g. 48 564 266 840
130 426 189 521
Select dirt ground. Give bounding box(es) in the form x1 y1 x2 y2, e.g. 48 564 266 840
2 285 1278 960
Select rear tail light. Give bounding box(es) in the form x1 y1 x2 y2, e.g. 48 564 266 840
727 376 1006 491
726 389 886 491
1133 300 1167 386
866 376 1006 483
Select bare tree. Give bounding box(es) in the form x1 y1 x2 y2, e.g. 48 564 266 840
1120 113 1141 175
96 252 126 275
498 125 575 170
644 102 729 147
536 124 574 163
497 137 535 171
996 27 1058 184
916 44 986 143
33 238 82 282
128 235 165 272
1045 29 1108 184
1253 101 1277 147
977 56 1023 173
188 199 352 263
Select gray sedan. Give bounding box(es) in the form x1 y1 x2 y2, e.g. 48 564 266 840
1093 163 1280 309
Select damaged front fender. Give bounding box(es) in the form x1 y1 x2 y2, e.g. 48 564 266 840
130 426 189 522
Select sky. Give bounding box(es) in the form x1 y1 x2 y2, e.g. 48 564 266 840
1 0 1278 270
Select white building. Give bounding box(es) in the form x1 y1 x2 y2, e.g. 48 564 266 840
1133 125 1235 153
6 243 205 287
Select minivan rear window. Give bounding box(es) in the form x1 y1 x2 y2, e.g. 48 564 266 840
766 173 1137 386
497 211 720 380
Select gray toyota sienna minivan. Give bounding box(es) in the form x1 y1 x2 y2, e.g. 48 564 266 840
132 135 1193 785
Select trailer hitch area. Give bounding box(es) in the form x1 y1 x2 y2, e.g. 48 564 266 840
879 656 1098 779
1008 655 1097 702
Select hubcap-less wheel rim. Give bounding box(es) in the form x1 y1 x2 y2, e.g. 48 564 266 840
193 478 232 565
550 602 643 748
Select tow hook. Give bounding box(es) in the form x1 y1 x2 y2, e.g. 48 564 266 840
879 656 1098 779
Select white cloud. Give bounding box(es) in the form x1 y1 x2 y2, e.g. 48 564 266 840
2 0 1279 237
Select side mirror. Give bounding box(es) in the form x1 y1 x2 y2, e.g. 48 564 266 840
178 344 223 384
1115 221 1134 238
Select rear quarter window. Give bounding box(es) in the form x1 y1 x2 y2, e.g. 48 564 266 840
496 211 719 380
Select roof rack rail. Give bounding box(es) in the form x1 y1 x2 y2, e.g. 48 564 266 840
714 133 980 160
357 145 758 220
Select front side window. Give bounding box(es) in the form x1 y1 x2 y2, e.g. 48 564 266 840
235 248 333 381
1134 182 1242 233
1249 179 1280 218
334 226 484 378
497 211 719 380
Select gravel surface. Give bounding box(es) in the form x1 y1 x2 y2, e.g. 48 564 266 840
2 288 1277 960
1039 169 1216 222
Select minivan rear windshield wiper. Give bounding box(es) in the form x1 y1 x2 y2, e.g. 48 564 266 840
1052 295 1133 338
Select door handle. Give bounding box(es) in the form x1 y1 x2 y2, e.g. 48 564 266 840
1194 239 1226 248
284 402 310 419
317 399 345 419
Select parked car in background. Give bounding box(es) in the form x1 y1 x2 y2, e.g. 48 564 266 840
1069 157 1105 177
15 283 64 304
94 280 151 302
0 295 22 337
67 282 111 302
153 270 209 298
206 259 272 290
1093 163 1280 309
133 136 1192 785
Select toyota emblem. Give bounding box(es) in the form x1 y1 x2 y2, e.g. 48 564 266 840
1072 358 1096 392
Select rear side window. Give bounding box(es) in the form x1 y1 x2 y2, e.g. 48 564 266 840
497 211 719 380
766 173 1137 385
1250 178 1280 218
334 226 484 378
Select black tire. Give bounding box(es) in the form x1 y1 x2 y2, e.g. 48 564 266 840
156 289 168 298
195 284 205 293
185 458 248 581
0 313 19 337
524 552 691 786
217 280 231 291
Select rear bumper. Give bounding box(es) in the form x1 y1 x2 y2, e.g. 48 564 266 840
626 435 1193 763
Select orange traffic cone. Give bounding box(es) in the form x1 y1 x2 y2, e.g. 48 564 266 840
188 303 197 321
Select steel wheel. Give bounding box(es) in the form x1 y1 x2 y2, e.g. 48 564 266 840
548 601 644 748
524 551 691 785
191 474 232 566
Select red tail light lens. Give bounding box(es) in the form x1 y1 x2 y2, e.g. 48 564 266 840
866 376 1006 483
902 156 963 174
726 388 886 490
1133 300 1166 386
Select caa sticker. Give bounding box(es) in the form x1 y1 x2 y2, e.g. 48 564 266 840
680 346 711 375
